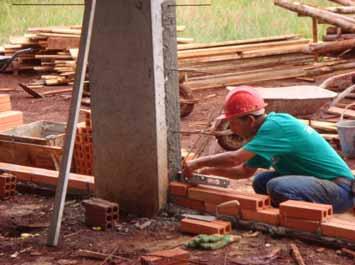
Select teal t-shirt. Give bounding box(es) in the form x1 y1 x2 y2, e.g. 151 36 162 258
244 112 354 181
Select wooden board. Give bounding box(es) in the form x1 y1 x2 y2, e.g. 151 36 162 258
0 162 94 191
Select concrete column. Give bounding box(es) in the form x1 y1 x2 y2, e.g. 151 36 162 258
89 0 176 216
162 0 181 179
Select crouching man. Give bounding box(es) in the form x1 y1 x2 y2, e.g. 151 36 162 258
183 87 354 213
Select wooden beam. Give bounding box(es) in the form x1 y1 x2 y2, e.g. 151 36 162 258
327 6 355 14
177 34 299 51
0 162 94 191
303 38 355 54
328 106 355 118
312 17 318 43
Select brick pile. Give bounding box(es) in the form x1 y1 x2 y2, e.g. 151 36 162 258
169 181 355 242
0 95 23 132
74 110 93 175
82 197 119 230
0 172 16 199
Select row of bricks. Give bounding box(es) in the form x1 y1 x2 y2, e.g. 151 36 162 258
173 195 355 241
82 198 119 230
180 218 231 235
169 182 355 242
141 248 189 265
169 181 270 210
170 181 333 220
171 196 280 226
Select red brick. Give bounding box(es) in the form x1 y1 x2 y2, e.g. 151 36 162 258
321 218 355 242
169 181 190 197
204 203 217 215
241 207 280 226
280 200 332 222
171 196 205 212
0 173 16 199
281 216 320 233
82 198 119 230
188 187 267 210
213 220 232 233
180 218 226 235
216 200 241 216
141 248 189 265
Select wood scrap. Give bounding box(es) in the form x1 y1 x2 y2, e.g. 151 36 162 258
18 83 43 98
290 244 306 265
341 248 355 258
77 249 131 262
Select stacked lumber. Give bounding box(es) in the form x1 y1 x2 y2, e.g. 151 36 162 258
0 94 23 132
1 26 80 73
178 34 355 91
169 181 355 242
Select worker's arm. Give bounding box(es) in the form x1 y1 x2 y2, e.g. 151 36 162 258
183 148 255 177
197 163 257 180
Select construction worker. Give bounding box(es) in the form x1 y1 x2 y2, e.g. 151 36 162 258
183 86 354 213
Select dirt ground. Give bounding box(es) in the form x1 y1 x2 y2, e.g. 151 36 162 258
0 72 354 264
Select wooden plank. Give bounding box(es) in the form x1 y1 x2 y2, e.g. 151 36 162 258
300 119 337 133
0 162 94 191
178 39 309 59
47 37 80 50
328 106 355 118
177 34 299 51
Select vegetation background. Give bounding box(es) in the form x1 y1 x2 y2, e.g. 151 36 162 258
0 0 332 45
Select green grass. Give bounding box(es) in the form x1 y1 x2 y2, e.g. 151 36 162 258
0 0 335 45
0 0 84 44
176 0 331 42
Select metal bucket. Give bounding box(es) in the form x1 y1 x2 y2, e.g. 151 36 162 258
336 103 355 158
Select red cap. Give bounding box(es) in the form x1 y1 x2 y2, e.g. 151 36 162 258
218 86 267 120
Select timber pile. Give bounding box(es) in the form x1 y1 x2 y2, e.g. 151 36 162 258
274 0 355 57
2 25 189 91
1 26 80 74
178 34 355 91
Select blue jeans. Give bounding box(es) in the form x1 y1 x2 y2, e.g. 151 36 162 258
252 171 353 213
